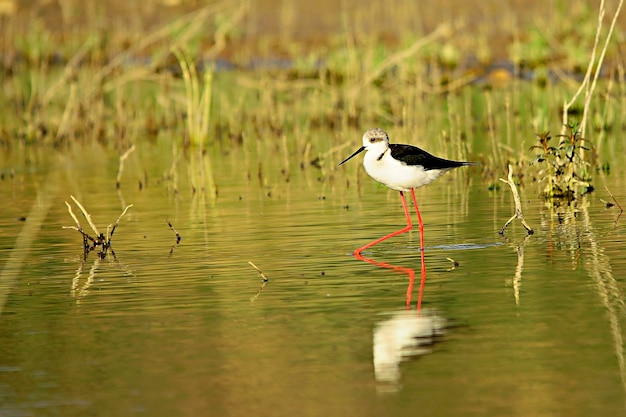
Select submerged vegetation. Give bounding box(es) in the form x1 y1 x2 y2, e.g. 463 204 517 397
1 0 625 206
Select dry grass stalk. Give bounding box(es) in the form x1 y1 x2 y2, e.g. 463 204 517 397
116 144 136 189
604 186 624 212
167 219 182 257
167 219 182 244
68 195 100 236
248 261 269 282
107 204 133 241
603 186 624 227
248 261 269 302
562 0 624 138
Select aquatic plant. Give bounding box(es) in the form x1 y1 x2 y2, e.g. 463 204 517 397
529 123 593 202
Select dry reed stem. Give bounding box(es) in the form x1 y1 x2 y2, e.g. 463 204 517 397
70 195 100 236
250 279 269 302
64 200 82 231
167 219 182 244
116 145 136 189
604 186 624 227
166 219 182 256
54 82 77 141
562 0 624 138
499 164 534 236
580 0 624 137
108 204 133 240
248 261 269 302
248 261 269 282
605 186 624 212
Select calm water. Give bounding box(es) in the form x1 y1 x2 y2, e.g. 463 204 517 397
1 142 626 417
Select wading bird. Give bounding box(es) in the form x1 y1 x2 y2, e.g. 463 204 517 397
339 128 473 274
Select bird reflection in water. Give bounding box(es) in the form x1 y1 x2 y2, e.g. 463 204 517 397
355 252 446 392
373 309 445 392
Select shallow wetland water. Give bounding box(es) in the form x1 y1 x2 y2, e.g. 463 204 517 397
3 1 626 413
1 137 626 416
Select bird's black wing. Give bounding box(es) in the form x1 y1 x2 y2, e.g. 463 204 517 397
389 143 467 170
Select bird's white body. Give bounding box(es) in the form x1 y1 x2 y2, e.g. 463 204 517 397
340 128 465 192
362 147 450 192
338 127 471 258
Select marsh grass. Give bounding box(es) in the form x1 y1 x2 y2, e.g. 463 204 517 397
1 1 241 145
172 48 215 146
2 0 626 205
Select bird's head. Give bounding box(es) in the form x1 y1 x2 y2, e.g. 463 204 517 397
339 128 390 166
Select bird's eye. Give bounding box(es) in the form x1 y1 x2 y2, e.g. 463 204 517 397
370 137 377 143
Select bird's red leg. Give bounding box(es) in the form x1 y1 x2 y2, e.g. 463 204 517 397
409 188 426 310
354 191 413 256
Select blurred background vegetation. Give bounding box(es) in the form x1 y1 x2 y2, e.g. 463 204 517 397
1 0 625 203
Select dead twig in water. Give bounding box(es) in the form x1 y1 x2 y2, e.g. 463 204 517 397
604 186 624 212
446 257 459 272
248 261 269 302
499 164 534 236
116 145 136 189
603 186 623 227
167 219 182 256
248 261 269 282
108 204 133 241
167 219 182 244
63 195 133 259
68 195 100 237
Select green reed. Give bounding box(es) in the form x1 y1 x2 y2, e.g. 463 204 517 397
172 48 214 147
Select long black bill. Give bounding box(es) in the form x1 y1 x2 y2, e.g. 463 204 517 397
338 146 365 166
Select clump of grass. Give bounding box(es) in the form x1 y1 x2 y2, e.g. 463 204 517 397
529 123 593 202
172 48 215 147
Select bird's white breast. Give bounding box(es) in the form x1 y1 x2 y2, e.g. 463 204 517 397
363 149 450 192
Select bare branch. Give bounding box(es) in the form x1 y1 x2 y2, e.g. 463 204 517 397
109 204 133 239
499 165 534 236
70 195 100 236
65 200 82 228
248 261 269 282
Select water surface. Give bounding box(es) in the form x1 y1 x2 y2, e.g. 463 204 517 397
1 143 625 417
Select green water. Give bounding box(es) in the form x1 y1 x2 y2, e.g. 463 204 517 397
1 140 625 417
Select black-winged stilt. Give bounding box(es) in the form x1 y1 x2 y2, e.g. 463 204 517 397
339 127 473 271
